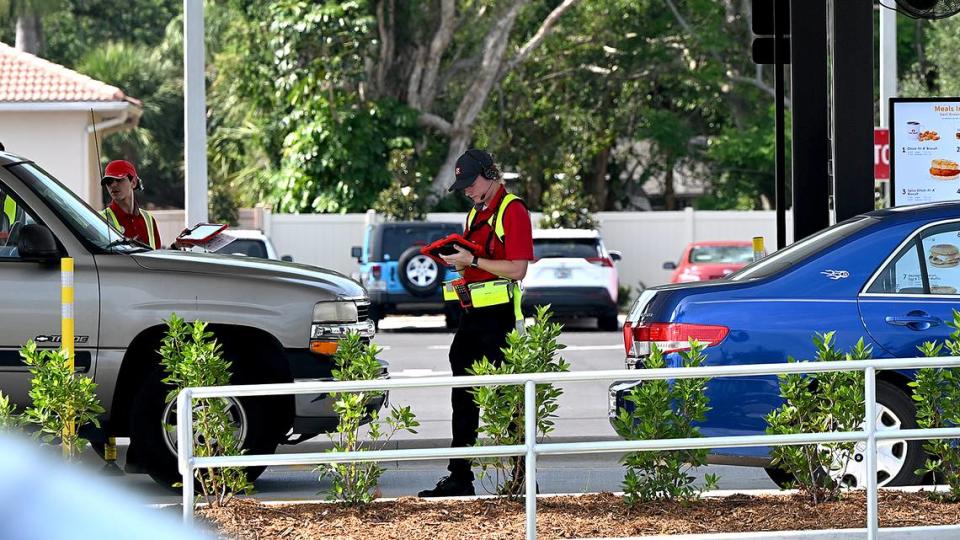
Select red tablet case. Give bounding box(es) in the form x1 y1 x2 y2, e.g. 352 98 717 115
420 234 482 264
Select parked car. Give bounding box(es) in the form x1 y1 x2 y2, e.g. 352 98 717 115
663 241 754 283
0 149 385 488
352 221 463 329
612 202 960 488
209 228 291 261
522 229 621 331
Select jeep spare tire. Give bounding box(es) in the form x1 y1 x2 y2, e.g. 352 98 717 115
397 246 442 297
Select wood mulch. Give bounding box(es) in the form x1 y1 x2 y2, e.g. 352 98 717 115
199 490 960 539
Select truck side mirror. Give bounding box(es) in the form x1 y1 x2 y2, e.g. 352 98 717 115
351 246 362 260
18 224 60 262
609 250 622 262
662 261 677 270
281 255 293 262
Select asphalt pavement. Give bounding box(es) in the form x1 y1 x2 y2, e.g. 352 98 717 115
104 314 775 503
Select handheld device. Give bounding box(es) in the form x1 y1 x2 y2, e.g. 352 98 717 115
175 223 229 246
420 234 482 264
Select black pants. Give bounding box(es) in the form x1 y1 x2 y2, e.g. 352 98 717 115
447 303 516 480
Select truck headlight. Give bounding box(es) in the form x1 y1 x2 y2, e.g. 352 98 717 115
313 301 358 323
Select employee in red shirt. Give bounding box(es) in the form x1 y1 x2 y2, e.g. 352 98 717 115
100 160 161 249
419 149 533 498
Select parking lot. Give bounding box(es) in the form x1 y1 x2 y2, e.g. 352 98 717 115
112 315 773 504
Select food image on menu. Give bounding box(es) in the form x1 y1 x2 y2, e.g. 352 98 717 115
930 158 960 180
931 285 958 295
919 130 941 141
929 244 960 268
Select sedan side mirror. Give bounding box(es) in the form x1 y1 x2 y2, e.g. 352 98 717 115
351 246 362 260
281 255 293 262
609 250 622 262
18 224 60 262
662 261 677 270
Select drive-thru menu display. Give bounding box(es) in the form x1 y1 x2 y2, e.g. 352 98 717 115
891 97 960 206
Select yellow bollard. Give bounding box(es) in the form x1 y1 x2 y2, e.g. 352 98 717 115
61 258 74 456
752 236 767 262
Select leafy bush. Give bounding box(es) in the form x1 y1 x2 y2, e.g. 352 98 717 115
612 341 717 505
0 391 21 431
765 332 870 504
318 332 419 505
18 342 104 460
470 306 570 497
159 314 252 507
912 309 960 501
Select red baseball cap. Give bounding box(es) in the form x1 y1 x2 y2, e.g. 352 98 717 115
102 160 138 184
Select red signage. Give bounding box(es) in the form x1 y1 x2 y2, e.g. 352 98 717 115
874 128 890 181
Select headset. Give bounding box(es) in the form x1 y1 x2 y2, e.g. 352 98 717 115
465 149 499 181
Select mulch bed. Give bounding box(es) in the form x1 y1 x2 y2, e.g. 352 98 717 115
199 490 960 539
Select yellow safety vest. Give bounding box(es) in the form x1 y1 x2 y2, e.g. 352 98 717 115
3 195 16 227
101 206 158 249
465 192 522 243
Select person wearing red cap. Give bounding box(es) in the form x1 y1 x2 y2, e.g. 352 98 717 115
100 160 161 249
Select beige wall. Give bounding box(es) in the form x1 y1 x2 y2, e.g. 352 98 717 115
0 111 93 201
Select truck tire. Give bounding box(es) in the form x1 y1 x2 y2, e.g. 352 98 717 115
397 246 442 297
129 364 281 490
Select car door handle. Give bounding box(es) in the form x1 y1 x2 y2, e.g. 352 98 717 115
885 313 942 330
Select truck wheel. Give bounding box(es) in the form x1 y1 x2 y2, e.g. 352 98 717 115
129 366 279 490
397 246 442 297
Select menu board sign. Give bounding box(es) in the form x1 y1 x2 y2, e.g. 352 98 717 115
891 97 960 206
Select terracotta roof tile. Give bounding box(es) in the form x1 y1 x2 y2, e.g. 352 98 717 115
0 41 130 103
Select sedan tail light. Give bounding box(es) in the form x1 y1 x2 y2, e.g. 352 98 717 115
587 257 614 267
624 322 729 357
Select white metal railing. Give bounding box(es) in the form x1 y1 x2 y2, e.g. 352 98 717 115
176 356 960 540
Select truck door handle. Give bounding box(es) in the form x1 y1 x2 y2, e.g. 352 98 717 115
885 311 942 331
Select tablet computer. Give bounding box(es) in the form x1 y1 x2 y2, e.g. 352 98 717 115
421 234 482 263
177 223 228 245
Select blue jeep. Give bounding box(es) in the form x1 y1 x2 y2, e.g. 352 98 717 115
352 221 463 329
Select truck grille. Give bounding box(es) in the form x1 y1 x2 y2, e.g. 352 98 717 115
356 301 370 322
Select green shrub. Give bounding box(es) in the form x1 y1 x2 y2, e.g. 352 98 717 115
0 391 21 430
612 341 717 505
911 309 960 501
470 306 570 498
318 332 419 505
765 332 870 504
19 341 104 460
159 314 252 507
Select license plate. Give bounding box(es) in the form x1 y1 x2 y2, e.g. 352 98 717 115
554 268 571 279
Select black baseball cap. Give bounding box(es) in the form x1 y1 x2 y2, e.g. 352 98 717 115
449 149 494 192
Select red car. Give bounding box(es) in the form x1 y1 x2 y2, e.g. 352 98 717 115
663 241 755 283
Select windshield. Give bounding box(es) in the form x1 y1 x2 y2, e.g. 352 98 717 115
688 245 754 264
534 238 601 259
729 216 875 281
217 239 269 259
10 162 146 253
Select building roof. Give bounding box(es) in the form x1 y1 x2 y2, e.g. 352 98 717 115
0 41 135 104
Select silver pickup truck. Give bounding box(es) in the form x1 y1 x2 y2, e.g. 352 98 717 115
0 150 384 487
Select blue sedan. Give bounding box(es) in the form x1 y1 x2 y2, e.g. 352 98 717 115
612 202 960 487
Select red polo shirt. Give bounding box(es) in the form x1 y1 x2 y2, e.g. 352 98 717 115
462 186 533 283
108 201 162 248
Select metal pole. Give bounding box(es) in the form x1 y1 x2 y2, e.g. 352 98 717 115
879 7 897 128
179 389 195 524
773 0 786 250
184 0 208 228
524 380 537 540
865 367 878 540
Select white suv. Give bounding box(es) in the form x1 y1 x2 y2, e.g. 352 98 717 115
521 229 621 330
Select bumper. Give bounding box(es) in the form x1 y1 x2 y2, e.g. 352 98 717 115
522 286 616 317
284 348 390 435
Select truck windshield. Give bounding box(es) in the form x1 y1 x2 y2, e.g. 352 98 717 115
10 162 148 253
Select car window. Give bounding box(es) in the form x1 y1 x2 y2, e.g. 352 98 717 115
730 216 875 281
0 184 38 259
216 239 269 259
533 238 601 259
374 224 461 260
688 246 754 264
867 240 925 294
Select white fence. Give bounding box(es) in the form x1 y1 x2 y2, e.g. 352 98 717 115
234 208 796 290
177 356 960 540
